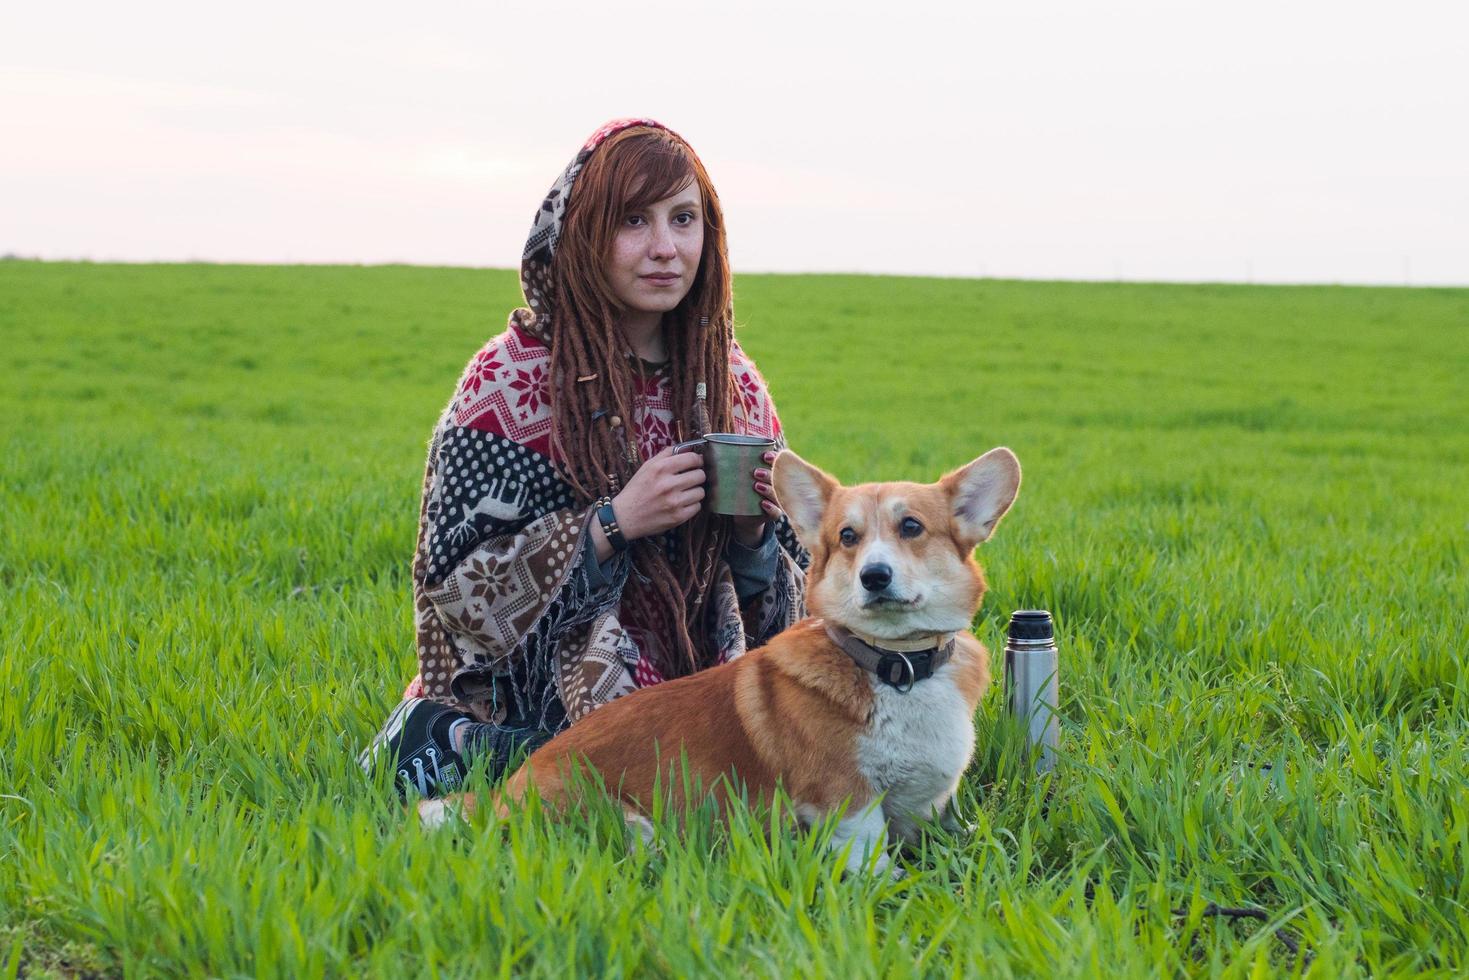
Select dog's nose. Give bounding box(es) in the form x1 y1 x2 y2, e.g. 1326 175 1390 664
860 563 892 593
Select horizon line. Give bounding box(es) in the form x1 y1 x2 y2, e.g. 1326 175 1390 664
3 254 1465 291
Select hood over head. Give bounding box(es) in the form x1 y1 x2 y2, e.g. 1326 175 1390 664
516 117 692 344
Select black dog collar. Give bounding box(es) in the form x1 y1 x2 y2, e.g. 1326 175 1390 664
824 623 956 693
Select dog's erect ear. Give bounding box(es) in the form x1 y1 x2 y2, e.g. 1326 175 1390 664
772 449 837 550
941 447 1021 549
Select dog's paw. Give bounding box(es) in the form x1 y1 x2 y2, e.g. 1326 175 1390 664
623 811 657 850
939 818 978 841
417 794 473 830
937 807 976 840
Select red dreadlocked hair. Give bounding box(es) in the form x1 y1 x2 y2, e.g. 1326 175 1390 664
544 125 734 678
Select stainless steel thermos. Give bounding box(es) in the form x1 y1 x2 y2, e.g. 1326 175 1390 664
1005 610 1059 774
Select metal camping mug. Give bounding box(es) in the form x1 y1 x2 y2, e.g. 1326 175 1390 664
1004 609 1060 775
671 433 777 517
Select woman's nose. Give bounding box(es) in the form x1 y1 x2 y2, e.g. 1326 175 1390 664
649 221 677 258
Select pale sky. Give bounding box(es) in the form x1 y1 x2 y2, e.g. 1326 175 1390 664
4 0 1466 284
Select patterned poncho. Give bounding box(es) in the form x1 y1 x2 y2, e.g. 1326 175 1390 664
403 118 809 730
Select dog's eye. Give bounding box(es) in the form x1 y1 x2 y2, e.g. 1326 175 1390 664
900 517 924 538
839 527 858 547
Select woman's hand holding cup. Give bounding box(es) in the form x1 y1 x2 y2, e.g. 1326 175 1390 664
590 440 780 560
731 450 781 546
611 444 706 542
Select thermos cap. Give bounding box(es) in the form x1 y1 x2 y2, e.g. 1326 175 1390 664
1006 609 1054 640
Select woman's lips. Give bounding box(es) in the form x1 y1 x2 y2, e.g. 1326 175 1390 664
640 274 680 287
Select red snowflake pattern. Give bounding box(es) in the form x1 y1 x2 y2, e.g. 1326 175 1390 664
733 369 763 424
637 413 673 460
509 364 547 413
460 350 504 399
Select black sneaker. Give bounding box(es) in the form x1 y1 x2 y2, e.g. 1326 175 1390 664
359 697 470 798
458 721 555 777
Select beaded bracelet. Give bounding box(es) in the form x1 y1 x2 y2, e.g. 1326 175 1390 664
595 495 628 552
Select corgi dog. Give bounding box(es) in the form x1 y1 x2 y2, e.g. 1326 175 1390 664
419 446 1021 876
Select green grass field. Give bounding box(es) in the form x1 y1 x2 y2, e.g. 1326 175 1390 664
2 260 1466 977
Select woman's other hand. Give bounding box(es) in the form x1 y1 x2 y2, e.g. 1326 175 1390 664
731 450 781 546
612 444 706 542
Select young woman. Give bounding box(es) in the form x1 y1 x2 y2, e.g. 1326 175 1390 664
360 118 809 797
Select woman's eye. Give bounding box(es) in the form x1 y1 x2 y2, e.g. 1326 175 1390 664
674 211 696 225
625 214 645 227
839 527 858 547
899 517 924 538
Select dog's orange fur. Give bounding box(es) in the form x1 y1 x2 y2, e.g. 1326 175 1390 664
421 447 1019 847
501 619 871 817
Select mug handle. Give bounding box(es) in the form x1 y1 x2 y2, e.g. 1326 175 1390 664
671 438 706 454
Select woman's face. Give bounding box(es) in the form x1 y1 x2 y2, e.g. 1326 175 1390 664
608 179 704 318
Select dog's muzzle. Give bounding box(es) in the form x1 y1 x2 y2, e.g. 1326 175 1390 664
859 563 892 593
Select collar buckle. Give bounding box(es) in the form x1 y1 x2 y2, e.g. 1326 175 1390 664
877 651 916 693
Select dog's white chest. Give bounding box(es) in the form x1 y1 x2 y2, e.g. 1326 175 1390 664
855 664 975 817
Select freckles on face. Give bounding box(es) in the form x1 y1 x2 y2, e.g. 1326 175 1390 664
608 180 705 315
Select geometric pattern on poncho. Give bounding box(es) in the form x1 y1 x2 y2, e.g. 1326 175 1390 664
404 319 808 730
